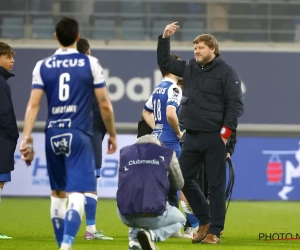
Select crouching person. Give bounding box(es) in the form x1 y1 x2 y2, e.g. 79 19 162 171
117 135 186 250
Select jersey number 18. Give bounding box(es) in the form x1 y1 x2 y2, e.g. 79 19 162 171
153 99 161 121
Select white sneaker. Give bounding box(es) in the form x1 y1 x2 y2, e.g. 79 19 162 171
192 226 199 236
171 231 184 238
182 227 193 239
137 229 158 250
182 226 199 239
128 240 142 250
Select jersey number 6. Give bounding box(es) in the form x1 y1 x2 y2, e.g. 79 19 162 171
59 73 70 101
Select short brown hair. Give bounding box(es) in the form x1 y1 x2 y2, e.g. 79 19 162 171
0 42 15 58
193 34 220 55
159 53 180 77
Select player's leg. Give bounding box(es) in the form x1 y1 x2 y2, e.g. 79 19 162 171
184 217 192 231
0 180 4 201
0 176 9 202
164 143 180 208
182 163 208 234
0 174 13 240
84 186 112 240
60 130 97 250
179 135 203 238
85 130 102 236
0 137 16 240
180 163 209 237
163 144 184 238
45 130 68 248
180 191 199 238
84 130 112 240
51 190 67 248
169 143 199 239
84 190 98 238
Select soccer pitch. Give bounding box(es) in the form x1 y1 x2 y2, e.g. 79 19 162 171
0 198 299 250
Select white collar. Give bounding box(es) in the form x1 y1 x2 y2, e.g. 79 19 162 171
163 77 177 85
54 48 79 55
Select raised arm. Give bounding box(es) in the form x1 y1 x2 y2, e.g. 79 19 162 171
157 22 187 77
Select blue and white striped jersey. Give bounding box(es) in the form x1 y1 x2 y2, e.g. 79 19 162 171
32 48 105 135
144 77 182 144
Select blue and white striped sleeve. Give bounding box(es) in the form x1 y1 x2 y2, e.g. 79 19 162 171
144 95 153 112
167 85 182 109
89 56 106 88
32 60 44 89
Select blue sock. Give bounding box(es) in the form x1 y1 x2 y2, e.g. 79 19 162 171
186 213 199 228
180 200 199 228
61 193 85 249
52 218 65 246
50 196 67 247
84 193 98 229
62 210 81 243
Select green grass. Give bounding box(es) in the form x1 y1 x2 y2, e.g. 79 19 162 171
0 198 299 249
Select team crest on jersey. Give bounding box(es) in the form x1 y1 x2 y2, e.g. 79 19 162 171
173 87 179 93
172 87 180 98
50 133 73 156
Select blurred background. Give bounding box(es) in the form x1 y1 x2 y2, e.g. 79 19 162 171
2 0 300 42
1 0 300 201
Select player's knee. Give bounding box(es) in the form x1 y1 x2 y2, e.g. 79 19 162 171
51 190 67 198
67 192 85 218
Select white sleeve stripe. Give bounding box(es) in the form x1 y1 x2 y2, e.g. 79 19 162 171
94 81 106 85
145 95 153 110
144 106 153 112
32 82 44 85
31 60 44 86
88 55 105 85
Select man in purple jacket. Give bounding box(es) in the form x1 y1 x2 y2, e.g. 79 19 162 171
117 135 186 250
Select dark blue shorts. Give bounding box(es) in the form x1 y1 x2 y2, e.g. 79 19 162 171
161 141 181 158
92 130 105 178
45 128 96 192
0 172 11 182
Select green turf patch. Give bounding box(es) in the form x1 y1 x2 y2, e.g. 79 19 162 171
0 198 299 249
